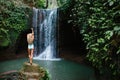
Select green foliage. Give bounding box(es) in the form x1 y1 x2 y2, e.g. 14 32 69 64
57 0 69 7
41 69 50 80
34 0 46 8
35 0 69 9
0 36 10 47
23 0 45 8
59 0 76 22
68 0 120 79
0 0 30 47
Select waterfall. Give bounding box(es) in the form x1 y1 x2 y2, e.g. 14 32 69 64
33 7 59 60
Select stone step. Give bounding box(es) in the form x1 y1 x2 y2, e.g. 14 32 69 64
22 72 40 77
20 62 46 80
20 71 42 79
25 62 39 67
22 62 41 72
28 78 39 80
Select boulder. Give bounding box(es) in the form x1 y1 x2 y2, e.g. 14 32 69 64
19 62 46 80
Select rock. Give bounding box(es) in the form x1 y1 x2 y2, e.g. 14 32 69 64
19 62 46 80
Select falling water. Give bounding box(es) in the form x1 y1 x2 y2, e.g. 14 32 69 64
33 7 59 60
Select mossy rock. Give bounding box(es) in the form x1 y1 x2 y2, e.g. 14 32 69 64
22 62 41 72
19 62 49 80
0 36 10 47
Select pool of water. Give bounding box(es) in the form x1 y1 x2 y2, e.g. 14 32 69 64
0 58 96 80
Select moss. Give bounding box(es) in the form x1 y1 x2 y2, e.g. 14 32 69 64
0 36 10 47
19 62 50 80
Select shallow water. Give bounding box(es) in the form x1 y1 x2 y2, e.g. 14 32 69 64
0 58 96 80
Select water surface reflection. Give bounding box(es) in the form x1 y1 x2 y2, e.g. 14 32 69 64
0 58 96 80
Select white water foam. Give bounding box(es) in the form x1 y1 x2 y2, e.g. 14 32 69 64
33 45 61 61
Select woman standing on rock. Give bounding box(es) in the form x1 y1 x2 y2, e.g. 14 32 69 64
27 28 34 65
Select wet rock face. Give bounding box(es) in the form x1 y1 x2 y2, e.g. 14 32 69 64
19 62 46 80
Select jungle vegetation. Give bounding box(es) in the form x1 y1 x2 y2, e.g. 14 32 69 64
0 0 46 49
0 0 119 80
65 0 120 80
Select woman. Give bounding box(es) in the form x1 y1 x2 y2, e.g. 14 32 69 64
27 28 34 65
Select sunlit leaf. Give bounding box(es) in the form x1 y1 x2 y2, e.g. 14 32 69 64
109 1 114 6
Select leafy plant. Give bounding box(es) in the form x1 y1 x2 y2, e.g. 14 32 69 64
0 0 29 47
68 0 120 79
34 0 46 8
